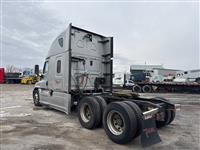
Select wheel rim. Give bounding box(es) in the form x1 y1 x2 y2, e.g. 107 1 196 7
107 110 125 135
143 86 151 92
133 85 141 93
34 92 39 104
80 103 91 123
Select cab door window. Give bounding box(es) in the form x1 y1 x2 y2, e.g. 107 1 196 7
43 61 49 74
57 60 61 74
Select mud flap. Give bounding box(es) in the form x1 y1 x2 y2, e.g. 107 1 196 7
141 117 161 147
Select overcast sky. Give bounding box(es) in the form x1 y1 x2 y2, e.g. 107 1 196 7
1 1 199 72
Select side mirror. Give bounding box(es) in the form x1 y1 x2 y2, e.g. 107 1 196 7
34 65 39 75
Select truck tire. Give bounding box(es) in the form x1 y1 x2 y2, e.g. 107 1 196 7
167 110 175 125
78 96 101 129
154 97 176 125
95 96 107 126
123 101 143 138
142 85 152 93
132 85 141 93
103 102 137 144
156 110 171 128
33 89 42 106
95 96 107 113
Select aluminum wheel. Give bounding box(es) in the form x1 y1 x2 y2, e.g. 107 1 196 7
80 103 91 123
107 110 125 135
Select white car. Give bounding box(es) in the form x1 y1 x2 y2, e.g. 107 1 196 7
124 80 135 87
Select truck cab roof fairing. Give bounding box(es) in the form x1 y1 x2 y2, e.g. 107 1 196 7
47 24 107 58
47 28 69 58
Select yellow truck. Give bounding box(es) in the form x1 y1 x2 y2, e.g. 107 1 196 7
21 75 40 84
21 65 40 84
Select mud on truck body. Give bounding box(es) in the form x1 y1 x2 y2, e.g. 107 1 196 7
33 24 179 147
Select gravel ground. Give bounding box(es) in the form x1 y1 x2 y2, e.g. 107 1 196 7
0 84 199 150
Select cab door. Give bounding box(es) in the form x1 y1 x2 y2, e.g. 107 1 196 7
40 60 51 104
47 55 66 110
54 56 64 90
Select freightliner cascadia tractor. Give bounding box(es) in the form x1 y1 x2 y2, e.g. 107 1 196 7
33 24 179 147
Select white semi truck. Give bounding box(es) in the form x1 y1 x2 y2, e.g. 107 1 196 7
33 24 179 147
113 72 134 87
175 69 200 83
